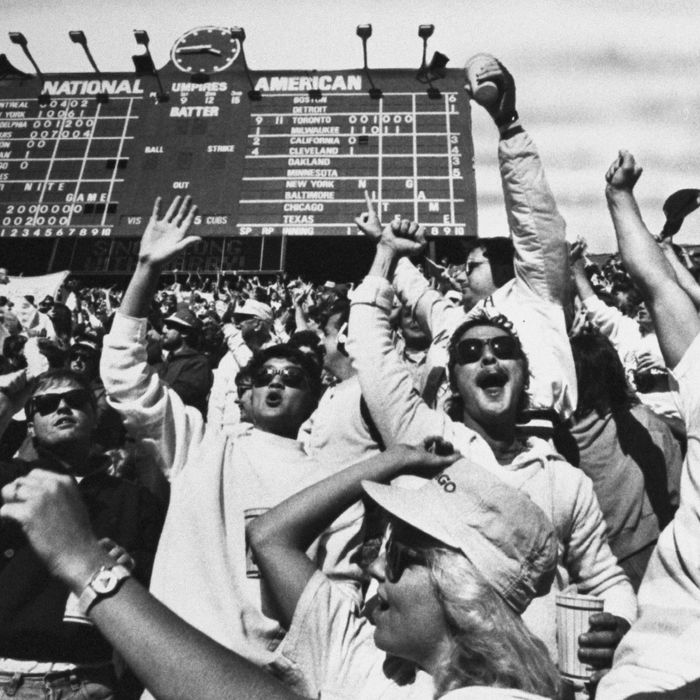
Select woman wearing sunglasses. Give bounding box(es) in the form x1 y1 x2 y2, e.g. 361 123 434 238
1 440 560 699
347 217 636 675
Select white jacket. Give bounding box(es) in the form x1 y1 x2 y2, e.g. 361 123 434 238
101 313 363 665
348 276 636 659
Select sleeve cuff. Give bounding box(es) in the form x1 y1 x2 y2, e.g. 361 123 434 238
349 276 395 312
110 312 148 342
582 294 606 315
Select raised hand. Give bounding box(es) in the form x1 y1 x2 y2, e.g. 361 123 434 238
605 150 643 193
354 190 383 241
387 437 461 476
569 237 589 271
385 216 428 257
138 196 201 268
355 191 426 257
466 57 517 127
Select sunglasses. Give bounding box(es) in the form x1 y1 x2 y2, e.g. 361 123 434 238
252 366 308 389
30 389 92 417
385 533 428 584
454 336 520 365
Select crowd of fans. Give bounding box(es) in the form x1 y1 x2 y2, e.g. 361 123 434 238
0 55 699 700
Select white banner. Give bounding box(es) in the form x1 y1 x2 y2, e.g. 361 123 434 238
1 271 70 306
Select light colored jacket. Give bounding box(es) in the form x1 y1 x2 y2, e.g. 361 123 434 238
206 325 253 434
583 294 681 422
393 128 576 420
101 313 363 665
348 276 636 658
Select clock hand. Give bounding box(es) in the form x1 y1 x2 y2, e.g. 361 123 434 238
178 45 223 56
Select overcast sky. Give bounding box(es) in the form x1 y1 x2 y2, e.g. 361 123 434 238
3 0 700 251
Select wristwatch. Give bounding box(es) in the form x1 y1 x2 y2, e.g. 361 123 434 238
78 564 131 614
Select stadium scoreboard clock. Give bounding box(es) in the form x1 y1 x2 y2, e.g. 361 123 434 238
0 27 477 244
171 27 241 74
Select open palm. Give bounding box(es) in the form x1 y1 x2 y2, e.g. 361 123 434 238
138 196 201 267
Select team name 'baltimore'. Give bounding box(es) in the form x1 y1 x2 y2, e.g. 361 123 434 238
253 75 362 92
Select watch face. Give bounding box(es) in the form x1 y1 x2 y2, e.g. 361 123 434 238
92 568 119 594
171 26 241 74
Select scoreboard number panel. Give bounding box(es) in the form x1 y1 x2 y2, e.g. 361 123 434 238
0 28 476 239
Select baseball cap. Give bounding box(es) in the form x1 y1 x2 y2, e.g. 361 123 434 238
164 307 202 332
362 457 557 614
71 339 100 357
233 299 273 323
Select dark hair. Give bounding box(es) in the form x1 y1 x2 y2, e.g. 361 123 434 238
446 314 530 419
289 330 324 366
570 330 636 418
3 334 27 362
48 303 73 339
466 238 515 289
26 368 96 419
37 337 69 369
246 344 323 404
318 296 350 330
235 366 252 388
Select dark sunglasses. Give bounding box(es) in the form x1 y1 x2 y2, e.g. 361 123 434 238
454 336 520 365
30 389 92 417
385 533 428 584
252 366 308 389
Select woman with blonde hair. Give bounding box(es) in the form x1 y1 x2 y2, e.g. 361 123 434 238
2 440 559 699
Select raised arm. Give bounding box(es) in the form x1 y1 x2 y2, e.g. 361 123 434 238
100 196 205 480
347 216 459 447
473 57 569 304
354 193 463 355
247 442 458 628
569 239 598 305
605 151 700 368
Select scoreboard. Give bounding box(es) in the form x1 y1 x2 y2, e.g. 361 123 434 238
0 32 476 245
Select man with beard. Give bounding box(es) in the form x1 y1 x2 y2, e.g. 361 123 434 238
158 307 212 417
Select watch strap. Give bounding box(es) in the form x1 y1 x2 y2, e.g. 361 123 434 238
78 564 131 615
